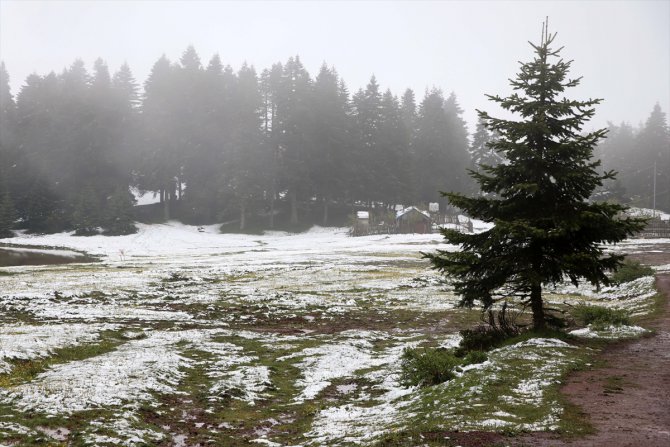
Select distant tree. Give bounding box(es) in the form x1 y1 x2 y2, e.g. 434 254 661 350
275 56 315 225
24 178 58 233
311 64 352 224
0 62 20 213
400 88 417 133
0 190 16 238
470 116 503 172
351 75 383 206
426 28 646 329
73 187 101 236
104 187 137 235
140 54 180 219
636 104 670 211
413 89 471 208
226 63 266 230
442 92 473 194
378 89 412 206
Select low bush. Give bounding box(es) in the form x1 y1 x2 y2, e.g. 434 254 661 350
610 259 654 284
454 326 512 357
573 305 631 330
399 347 461 387
462 350 488 366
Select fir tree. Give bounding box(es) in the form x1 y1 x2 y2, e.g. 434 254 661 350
73 187 101 236
470 116 503 172
104 187 137 235
425 27 646 329
0 190 16 239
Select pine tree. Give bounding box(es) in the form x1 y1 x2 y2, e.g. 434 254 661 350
104 187 137 235
470 116 503 172
0 190 16 238
425 27 646 329
73 187 101 236
636 104 670 211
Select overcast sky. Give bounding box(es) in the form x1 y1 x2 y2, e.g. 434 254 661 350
1 0 668 133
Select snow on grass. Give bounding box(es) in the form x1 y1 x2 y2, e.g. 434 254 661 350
282 331 392 403
210 365 271 405
198 340 272 405
303 338 420 446
82 411 164 447
0 323 118 373
547 275 657 315
570 324 648 339
0 225 660 445
401 338 583 434
4 329 212 414
626 207 670 221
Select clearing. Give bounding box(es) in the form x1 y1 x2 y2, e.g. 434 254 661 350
0 223 667 446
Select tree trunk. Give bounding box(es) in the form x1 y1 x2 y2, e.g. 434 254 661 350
323 198 329 226
240 201 246 231
163 194 170 221
269 193 275 229
290 190 298 225
530 283 545 330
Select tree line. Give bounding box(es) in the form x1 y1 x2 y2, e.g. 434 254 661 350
0 46 667 238
595 105 670 213
0 47 476 236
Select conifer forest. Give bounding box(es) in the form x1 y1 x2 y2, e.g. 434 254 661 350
0 46 667 237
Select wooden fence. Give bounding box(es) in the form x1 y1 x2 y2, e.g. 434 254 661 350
637 218 670 238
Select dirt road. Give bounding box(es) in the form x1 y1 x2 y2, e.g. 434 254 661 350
515 272 670 447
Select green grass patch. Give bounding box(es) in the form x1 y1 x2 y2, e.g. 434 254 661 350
610 259 654 284
572 305 631 330
0 330 127 388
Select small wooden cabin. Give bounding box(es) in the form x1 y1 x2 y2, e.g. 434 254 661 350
396 207 432 234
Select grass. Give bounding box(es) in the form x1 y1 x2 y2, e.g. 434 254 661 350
572 305 631 330
0 236 663 446
610 259 654 284
0 330 127 388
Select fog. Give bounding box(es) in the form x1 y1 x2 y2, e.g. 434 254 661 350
1 0 668 131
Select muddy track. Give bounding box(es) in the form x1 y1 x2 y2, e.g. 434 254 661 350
514 272 670 447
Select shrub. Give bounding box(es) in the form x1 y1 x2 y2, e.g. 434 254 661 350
610 259 654 284
573 305 631 330
454 326 512 357
399 347 461 387
462 350 488 366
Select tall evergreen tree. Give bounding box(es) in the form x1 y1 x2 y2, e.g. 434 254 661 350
276 56 314 225
413 89 470 208
226 63 265 230
0 190 16 238
352 76 383 206
636 104 670 211
140 55 180 219
104 186 137 235
311 64 351 224
0 62 19 211
73 186 101 236
426 28 646 329
470 116 503 172
378 89 411 205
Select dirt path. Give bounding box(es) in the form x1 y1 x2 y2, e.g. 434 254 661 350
515 272 670 447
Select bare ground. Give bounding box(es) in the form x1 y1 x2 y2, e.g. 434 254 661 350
513 245 670 447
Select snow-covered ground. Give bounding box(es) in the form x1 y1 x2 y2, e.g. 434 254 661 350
0 223 660 446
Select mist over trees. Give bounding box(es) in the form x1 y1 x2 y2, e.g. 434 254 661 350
0 49 476 235
0 46 668 237
596 103 670 212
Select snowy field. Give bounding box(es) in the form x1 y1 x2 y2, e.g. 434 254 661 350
0 223 662 446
